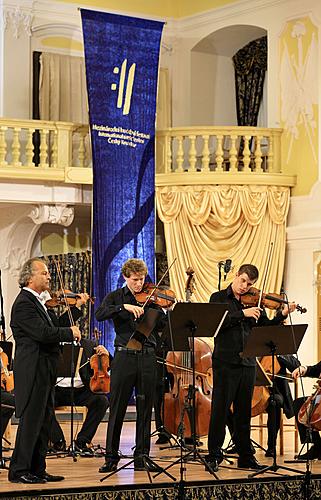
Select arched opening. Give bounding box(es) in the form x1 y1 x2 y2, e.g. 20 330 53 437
190 25 267 127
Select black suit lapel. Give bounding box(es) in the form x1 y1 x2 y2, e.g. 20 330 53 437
22 289 54 325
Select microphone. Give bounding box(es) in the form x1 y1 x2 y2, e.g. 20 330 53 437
224 259 232 280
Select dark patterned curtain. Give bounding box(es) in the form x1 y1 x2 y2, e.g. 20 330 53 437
233 36 267 126
45 252 92 338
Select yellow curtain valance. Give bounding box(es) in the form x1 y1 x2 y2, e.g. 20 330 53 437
156 185 290 305
156 185 289 226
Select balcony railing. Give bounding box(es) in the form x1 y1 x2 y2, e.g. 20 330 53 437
0 119 295 187
0 118 91 184
156 126 283 174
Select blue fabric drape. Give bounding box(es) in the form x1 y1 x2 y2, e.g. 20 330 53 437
81 10 164 352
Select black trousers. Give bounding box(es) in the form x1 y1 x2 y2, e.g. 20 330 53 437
208 360 256 460
9 357 56 480
50 386 109 446
266 393 283 450
293 396 321 447
105 349 156 459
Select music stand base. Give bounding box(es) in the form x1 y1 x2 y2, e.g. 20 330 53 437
248 462 306 478
100 455 176 483
153 448 220 480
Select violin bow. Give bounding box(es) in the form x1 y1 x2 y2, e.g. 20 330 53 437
54 259 75 328
258 241 274 309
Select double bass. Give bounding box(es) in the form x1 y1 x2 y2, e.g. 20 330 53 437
163 268 213 438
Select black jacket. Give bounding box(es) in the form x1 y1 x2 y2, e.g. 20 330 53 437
10 289 80 417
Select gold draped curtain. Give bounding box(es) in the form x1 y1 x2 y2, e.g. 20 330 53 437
156 185 290 307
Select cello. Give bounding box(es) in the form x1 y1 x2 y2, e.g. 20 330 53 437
163 268 213 438
298 378 321 431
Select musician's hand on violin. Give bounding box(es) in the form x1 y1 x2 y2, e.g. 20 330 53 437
95 345 109 356
243 307 262 320
123 303 144 319
71 325 81 342
281 301 297 316
292 365 307 379
75 293 90 308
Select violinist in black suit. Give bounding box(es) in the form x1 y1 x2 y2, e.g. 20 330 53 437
49 337 109 454
8 257 81 484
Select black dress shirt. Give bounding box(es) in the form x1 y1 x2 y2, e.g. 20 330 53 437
210 284 286 367
95 285 165 348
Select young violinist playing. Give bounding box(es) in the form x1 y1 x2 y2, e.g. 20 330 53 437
206 263 297 472
292 362 321 460
95 258 166 473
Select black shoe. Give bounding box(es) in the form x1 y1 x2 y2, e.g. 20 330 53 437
99 459 119 473
134 458 161 472
40 472 65 482
74 442 94 456
238 457 266 470
299 445 321 460
204 459 219 473
9 473 46 484
225 445 238 455
204 453 223 472
265 449 274 457
185 437 203 446
155 433 170 445
53 439 66 452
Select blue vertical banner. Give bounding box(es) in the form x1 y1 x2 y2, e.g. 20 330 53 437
81 10 164 351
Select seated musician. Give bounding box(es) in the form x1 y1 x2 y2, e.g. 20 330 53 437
226 355 300 457
49 336 109 456
1 390 15 444
292 362 321 460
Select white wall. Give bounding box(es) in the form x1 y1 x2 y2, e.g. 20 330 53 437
191 50 236 126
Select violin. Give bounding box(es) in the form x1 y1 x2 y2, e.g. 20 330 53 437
45 289 95 308
241 287 307 314
89 328 110 394
134 283 176 309
0 348 14 393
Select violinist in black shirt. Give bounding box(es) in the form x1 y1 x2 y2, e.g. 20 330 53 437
95 258 165 473
206 263 296 472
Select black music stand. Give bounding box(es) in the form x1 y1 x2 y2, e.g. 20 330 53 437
153 302 228 487
0 341 14 469
242 323 307 478
55 343 83 461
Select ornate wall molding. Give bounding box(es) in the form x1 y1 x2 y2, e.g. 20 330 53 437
3 6 33 39
28 204 74 227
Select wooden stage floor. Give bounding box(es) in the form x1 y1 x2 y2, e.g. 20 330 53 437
0 420 321 499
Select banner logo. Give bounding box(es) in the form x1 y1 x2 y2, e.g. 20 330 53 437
111 59 136 115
